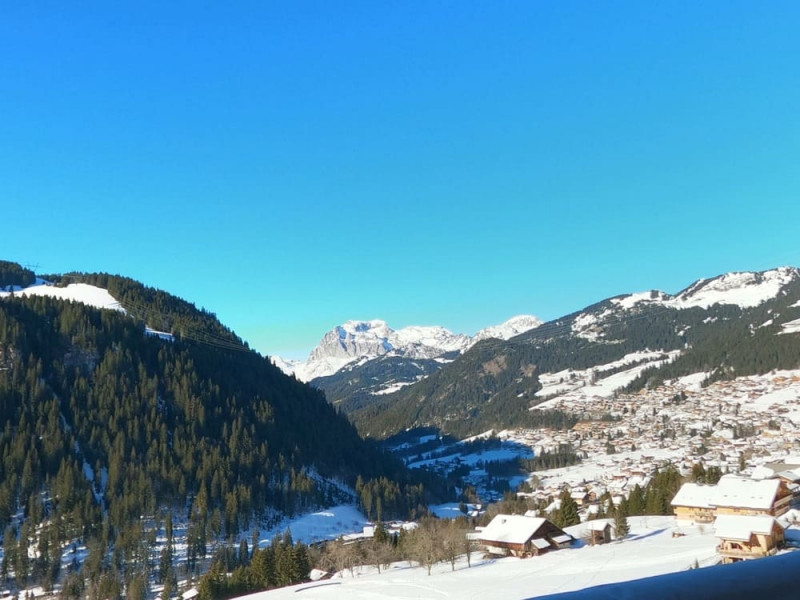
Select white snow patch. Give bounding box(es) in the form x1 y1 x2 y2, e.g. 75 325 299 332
611 291 669 310
674 372 710 391
145 327 175 341
778 318 800 335
0 282 124 312
257 505 370 547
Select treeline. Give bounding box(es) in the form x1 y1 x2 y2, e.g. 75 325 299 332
520 445 582 472
493 465 684 529
355 477 429 522
196 518 480 599
196 531 310 600
0 261 35 290
604 466 684 519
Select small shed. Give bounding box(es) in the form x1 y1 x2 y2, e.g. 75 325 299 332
586 519 614 545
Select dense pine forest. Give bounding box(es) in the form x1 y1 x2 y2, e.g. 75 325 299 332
0 265 446 597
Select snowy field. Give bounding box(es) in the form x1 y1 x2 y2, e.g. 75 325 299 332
255 505 370 546
233 516 720 600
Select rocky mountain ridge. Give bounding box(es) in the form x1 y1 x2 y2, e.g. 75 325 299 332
274 315 543 382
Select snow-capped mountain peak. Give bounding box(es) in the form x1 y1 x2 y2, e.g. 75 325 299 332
274 314 542 382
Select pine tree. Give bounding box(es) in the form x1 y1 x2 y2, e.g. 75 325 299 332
558 489 581 527
614 502 630 539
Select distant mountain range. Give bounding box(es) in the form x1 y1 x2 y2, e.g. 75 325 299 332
272 315 543 381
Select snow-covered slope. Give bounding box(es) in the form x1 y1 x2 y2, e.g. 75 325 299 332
568 267 800 341
474 314 544 342
235 516 721 600
0 280 124 311
275 315 542 382
669 267 798 309
610 267 799 312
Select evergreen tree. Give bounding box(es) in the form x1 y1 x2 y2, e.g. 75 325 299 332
614 502 630 539
558 489 581 527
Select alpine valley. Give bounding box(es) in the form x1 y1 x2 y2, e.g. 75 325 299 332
4 260 800 600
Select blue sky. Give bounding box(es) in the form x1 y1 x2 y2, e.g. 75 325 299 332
2 1 799 359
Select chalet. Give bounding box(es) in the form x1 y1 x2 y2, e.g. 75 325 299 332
672 476 793 524
714 515 785 564
478 514 573 558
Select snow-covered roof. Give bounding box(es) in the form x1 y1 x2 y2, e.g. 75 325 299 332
671 477 781 511
531 538 551 549
671 483 714 509
479 514 547 545
713 515 778 541
776 469 800 482
586 519 614 532
552 534 573 544
714 477 780 510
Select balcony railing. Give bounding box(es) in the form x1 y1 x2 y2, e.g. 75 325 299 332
716 545 777 559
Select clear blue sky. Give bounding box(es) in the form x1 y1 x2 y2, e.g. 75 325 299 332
3 1 799 359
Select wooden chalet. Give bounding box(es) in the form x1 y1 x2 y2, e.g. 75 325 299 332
672 476 793 524
478 514 573 558
714 515 785 564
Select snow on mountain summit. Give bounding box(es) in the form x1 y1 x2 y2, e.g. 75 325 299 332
275 315 542 382
610 267 799 311
668 266 799 310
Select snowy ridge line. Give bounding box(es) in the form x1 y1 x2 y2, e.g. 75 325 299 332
473 266 800 355
480 291 799 359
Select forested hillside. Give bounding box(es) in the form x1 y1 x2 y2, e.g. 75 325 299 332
0 268 444 596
